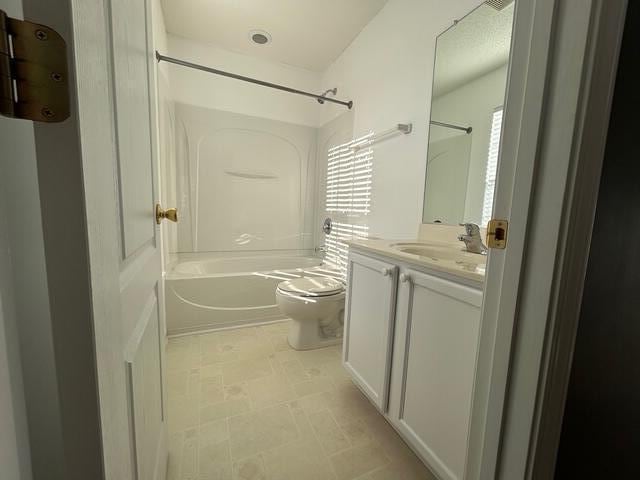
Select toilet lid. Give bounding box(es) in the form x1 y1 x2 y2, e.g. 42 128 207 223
277 277 344 297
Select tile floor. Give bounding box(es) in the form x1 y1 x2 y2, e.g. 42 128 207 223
166 321 435 480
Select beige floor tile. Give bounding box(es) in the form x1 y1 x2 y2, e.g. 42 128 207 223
167 328 429 480
167 341 199 372
340 418 375 448
321 360 353 388
224 382 250 402
167 432 183 480
307 410 351 455
233 455 267 480
222 357 273 385
200 376 224 406
294 391 331 415
228 404 299 460
258 321 291 335
296 346 342 369
266 333 290 352
200 364 223 379
206 328 275 363
280 359 308 383
364 455 436 480
247 374 296 409
200 344 240 366
330 442 390 480
287 400 315 438
198 439 232 480
199 419 229 447
200 398 251 424
167 370 189 397
324 385 379 425
361 413 420 462
262 437 336 480
181 428 199 479
169 395 200 433
272 349 303 365
293 376 335 398
268 355 285 376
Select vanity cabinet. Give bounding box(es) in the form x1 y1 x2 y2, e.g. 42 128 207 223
343 252 398 412
344 250 482 480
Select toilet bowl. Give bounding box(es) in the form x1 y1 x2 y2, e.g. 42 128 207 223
275 276 345 350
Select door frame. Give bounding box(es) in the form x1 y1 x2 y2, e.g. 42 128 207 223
469 0 628 478
502 1 628 478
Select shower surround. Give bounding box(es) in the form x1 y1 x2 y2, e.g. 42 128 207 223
172 103 319 254
162 104 335 333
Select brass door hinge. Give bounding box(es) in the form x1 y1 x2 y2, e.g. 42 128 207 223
487 219 508 249
0 9 69 122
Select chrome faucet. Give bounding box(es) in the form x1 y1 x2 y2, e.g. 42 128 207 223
458 223 487 254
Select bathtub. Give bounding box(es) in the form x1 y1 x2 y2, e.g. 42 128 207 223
165 254 332 335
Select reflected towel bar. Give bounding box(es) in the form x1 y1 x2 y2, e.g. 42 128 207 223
156 51 354 109
430 120 473 134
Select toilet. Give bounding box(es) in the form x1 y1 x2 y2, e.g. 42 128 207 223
275 275 346 350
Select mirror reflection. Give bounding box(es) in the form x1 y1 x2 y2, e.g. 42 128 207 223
423 1 515 226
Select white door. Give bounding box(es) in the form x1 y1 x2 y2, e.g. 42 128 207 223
107 0 167 478
343 252 397 411
3 0 167 478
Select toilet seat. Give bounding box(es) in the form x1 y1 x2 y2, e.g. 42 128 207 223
277 276 344 298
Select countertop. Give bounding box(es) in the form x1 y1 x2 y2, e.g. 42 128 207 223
347 238 486 284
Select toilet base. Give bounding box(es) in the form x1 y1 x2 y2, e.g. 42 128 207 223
287 318 343 351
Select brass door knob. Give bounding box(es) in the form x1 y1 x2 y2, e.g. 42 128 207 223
155 204 178 224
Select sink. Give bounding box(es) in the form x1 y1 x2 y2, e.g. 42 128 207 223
390 242 486 264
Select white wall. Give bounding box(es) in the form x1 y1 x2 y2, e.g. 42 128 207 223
156 0 482 241
318 0 480 239
167 34 322 127
430 64 509 223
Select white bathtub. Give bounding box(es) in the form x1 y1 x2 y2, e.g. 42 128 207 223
165 255 332 335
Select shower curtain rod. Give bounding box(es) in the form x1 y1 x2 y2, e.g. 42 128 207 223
430 120 473 134
156 52 354 109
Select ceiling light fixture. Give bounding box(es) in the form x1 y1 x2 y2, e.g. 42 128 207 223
248 29 272 45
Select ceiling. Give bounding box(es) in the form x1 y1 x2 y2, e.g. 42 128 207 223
161 0 388 72
432 3 515 97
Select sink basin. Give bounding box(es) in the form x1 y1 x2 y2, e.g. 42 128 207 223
390 242 486 264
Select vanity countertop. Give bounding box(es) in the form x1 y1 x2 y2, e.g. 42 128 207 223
347 237 486 284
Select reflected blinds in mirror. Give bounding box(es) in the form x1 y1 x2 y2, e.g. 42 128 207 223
482 108 503 226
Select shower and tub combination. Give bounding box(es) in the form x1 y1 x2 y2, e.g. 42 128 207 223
165 254 335 334
157 55 355 344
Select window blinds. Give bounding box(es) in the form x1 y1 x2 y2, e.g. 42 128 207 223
325 133 373 277
326 133 374 215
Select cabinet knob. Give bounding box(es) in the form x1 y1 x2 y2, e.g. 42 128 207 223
381 267 391 276
400 273 412 284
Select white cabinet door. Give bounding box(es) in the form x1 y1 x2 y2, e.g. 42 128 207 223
389 269 482 480
343 252 398 411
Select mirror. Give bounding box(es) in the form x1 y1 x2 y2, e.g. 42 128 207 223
422 1 515 226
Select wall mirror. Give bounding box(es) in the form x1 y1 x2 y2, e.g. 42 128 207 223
422 1 515 226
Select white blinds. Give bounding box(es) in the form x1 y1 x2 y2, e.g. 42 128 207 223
481 108 503 226
326 133 374 215
325 133 373 277
325 223 369 276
